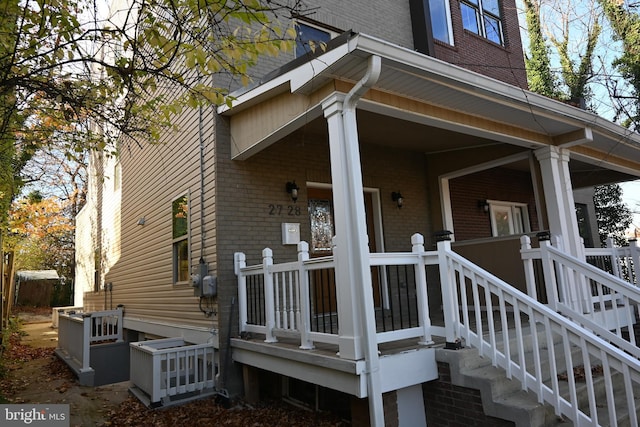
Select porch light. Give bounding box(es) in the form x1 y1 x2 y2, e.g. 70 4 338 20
137 217 146 226
391 191 403 208
286 181 300 202
478 200 489 213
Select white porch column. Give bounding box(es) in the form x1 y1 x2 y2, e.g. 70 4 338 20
535 146 583 258
322 94 365 360
322 54 384 427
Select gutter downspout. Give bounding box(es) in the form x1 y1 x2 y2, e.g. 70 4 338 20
342 55 384 427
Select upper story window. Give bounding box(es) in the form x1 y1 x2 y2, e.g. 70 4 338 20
429 0 454 44
295 22 336 58
460 0 504 45
172 194 189 284
489 200 530 237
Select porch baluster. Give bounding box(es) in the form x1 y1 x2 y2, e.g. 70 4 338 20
234 252 248 333
520 235 539 300
412 233 433 345
629 238 639 285
539 237 560 311
81 313 92 373
437 232 460 347
262 248 277 343
297 242 314 349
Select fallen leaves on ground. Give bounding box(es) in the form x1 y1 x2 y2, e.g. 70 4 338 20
558 364 604 382
5 331 55 362
2 319 347 426
104 396 346 427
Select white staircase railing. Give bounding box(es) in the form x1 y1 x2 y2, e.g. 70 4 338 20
522 235 640 358
235 233 640 425
439 238 640 426
584 237 639 285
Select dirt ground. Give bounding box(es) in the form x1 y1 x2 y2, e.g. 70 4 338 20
2 307 346 427
3 309 131 426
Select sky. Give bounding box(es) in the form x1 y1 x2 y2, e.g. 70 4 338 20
514 0 640 239
620 181 640 237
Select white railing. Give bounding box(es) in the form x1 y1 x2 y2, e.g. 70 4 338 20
440 238 640 426
235 235 438 350
584 237 639 285
522 236 640 358
236 233 640 425
56 307 123 373
52 306 83 328
129 338 216 405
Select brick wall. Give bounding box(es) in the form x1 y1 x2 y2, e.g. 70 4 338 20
244 0 527 93
433 0 527 89
423 362 515 427
449 167 540 241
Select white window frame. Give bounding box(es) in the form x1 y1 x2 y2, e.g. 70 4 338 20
429 0 455 45
172 193 190 285
488 200 530 237
460 0 504 45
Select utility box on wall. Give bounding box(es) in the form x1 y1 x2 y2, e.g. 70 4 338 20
282 223 300 245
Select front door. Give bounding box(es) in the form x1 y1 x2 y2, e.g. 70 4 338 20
307 187 382 313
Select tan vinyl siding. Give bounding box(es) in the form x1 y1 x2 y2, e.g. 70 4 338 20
89 101 218 329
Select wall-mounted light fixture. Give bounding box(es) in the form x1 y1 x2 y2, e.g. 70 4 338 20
286 181 300 202
391 191 404 208
478 200 490 213
137 217 146 226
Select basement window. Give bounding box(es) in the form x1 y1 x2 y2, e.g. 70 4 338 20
172 194 190 284
489 200 530 237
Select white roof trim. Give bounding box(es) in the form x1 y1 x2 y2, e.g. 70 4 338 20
220 32 640 159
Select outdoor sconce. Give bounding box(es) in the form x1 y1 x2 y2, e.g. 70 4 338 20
286 181 300 202
391 191 404 208
478 200 490 213
137 217 146 226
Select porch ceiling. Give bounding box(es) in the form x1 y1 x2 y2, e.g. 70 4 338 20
220 33 640 180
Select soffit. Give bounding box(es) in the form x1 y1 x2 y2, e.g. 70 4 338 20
223 33 640 177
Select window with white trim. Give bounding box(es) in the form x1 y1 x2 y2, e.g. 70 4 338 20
295 22 336 58
489 201 530 237
460 0 504 45
172 194 189 283
429 0 454 44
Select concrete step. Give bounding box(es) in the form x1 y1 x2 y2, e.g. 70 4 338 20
436 346 569 427
437 326 638 427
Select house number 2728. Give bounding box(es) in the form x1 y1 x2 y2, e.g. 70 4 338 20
268 204 301 216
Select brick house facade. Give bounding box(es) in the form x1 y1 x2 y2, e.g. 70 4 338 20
73 1 640 426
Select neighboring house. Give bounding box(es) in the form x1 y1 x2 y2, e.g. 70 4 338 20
68 1 640 426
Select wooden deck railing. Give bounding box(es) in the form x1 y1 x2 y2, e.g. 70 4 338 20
129 338 216 405
237 233 640 425
56 307 123 375
235 235 439 350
